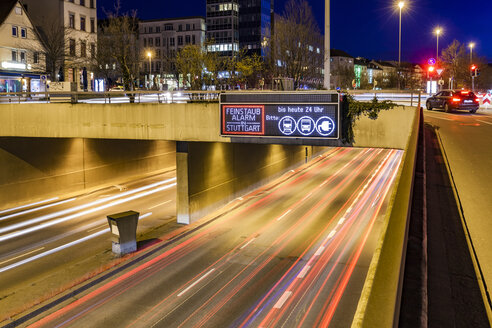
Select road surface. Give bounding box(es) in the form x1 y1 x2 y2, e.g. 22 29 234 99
16 147 403 328
424 107 492 315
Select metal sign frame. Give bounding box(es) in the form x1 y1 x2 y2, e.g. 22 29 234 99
219 92 340 140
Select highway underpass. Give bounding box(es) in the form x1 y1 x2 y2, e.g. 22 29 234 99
0 92 421 327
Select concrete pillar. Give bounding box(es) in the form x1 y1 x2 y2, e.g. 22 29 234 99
176 141 190 224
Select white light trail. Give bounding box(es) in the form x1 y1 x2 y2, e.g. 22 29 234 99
0 229 108 273
0 182 176 243
0 197 59 215
0 178 176 235
0 198 76 222
273 291 292 309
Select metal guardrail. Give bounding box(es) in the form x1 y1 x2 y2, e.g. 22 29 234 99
0 89 426 105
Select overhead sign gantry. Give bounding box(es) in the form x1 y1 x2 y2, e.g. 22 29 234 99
220 92 340 140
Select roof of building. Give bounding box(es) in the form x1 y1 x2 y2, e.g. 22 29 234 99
0 0 18 25
331 49 353 58
140 16 205 24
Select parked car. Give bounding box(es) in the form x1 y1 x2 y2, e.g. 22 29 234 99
426 89 480 113
109 85 124 92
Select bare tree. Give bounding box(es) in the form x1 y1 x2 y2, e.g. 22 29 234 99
440 40 469 88
272 0 323 89
28 19 74 81
99 2 140 94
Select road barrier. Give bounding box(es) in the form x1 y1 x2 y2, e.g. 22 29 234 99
352 105 420 328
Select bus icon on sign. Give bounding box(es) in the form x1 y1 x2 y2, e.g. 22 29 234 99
300 118 311 133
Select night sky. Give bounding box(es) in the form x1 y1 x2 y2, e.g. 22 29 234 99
98 0 492 64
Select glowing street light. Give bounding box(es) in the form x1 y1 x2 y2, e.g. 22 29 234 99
147 51 152 89
434 27 442 61
396 1 405 90
469 42 475 63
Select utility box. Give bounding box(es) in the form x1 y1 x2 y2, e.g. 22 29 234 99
107 211 139 255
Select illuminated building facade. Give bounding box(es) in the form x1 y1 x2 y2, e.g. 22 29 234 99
206 0 239 56
0 0 46 92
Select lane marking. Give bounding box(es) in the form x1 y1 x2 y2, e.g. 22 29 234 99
0 247 45 265
0 197 59 215
274 291 292 309
425 114 454 121
240 238 256 250
297 265 311 279
87 224 107 233
314 246 325 256
328 230 336 239
149 200 171 209
337 218 345 225
276 209 292 221
0 230 108 273
177 268 215 297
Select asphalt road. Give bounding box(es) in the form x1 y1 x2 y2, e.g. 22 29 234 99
17 147 402 328
0 171 177 314
424 108 492 316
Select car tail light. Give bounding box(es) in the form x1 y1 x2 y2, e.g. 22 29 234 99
452 98 461 102
461 91 469 95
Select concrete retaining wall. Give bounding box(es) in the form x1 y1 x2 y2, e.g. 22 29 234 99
0 138 176 209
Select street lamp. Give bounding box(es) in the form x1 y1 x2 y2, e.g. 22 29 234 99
147 51 152 89
434 27 442 61
469 42 475 63
397 1 405 90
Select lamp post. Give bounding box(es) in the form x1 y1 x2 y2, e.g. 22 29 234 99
324 0 330 90
434 27 441 61
397 1 404 90
147 51 152 89
469 42 475 63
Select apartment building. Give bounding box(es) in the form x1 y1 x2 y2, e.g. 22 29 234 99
21 0 97 90
139 16 205 89
0 0 46 92
206 0 239 56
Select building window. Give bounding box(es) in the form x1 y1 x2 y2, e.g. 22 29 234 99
177 36 183 46
155 37 160 46
178 25 182 31
21 28 27 38
15 6 22 15
81 41 87 57
69 13 75 28
165 24 173 31
149 38 153 46
80 0 85 6
34 52 39 64
156 26 160 32
12 51 17 62
192 35 196 44
69 39 76 56
91 43 95 58
90 18 95 33
186 24 190 31
149 26 153 33
80 16 86 31
90 0 94 8
12 26 18 37
170 37 175 46
20 52 26 63
185 35 190 44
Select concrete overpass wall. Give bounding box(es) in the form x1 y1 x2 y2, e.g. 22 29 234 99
0 138 175 209
0 102 414 150
177 142 317 224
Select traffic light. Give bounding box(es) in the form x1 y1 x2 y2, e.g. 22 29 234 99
470 64 477 77
427 65 435 79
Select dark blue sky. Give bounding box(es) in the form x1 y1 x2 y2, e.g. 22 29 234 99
98 0 492 64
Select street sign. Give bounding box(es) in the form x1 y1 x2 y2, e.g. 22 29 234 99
436 68 444 76
428 58 436 65
220 93 340 140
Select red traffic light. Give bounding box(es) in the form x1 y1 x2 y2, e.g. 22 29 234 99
471 65 477 70
428 66 435 72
